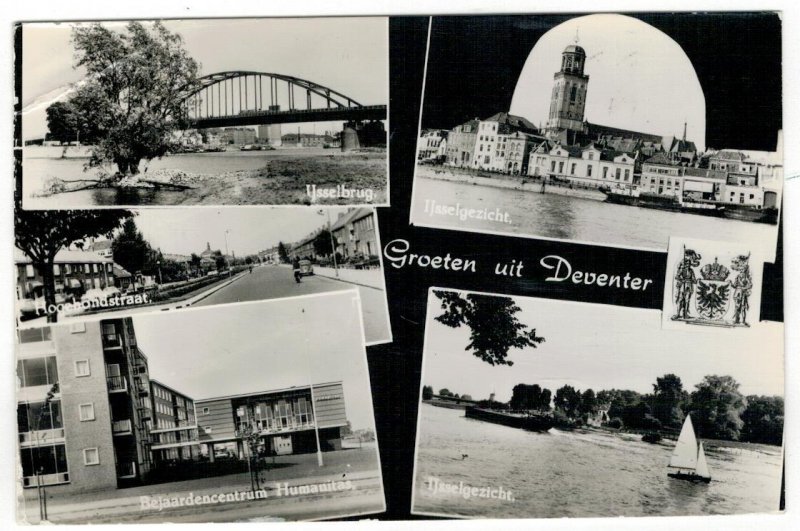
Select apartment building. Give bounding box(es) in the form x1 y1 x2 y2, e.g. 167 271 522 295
331 208 379 260
16 318 153 493
149 380 199 463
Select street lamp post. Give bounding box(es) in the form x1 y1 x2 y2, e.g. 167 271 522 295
156 261 163 285
224 230 231 278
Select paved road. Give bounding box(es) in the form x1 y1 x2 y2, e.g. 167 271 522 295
192 265 390 344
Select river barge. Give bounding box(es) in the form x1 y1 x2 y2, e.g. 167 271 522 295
601 189 778 224
465 406 554 432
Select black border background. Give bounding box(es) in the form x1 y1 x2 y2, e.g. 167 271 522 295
368 13 783 519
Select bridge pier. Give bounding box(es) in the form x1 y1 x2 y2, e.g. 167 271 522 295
341 120 387 151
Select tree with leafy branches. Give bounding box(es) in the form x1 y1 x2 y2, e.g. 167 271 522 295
434 291 545 366
277 242 290 264
15 208 133 322
65 21 199 177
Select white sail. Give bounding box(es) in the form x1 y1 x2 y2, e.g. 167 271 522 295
695 442 711 479
669 415 698 470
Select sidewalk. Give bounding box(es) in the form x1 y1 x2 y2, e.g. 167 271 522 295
313 266 385 290
20 447 382 523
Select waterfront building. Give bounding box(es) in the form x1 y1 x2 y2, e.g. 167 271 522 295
527 141 636 188
15 249 115 306
640 152 726 201
280 133 336 147
195 382 348 460
417 129 448 161
16 319 154 493
222 127 257 146
505 131 540 175
472 112 538 172
331 207 379 259
444 119 479 167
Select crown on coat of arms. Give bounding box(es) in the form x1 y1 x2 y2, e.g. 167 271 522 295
700 257 730 281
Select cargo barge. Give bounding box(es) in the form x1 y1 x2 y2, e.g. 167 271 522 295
465 406 554 432
601 189 778 224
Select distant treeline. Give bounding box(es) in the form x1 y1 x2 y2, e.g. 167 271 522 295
425 374 784 446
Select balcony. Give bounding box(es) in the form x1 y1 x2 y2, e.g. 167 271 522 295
107 375 128 393
18 428 66 447
135 383 150 398
117 462 136 479
112 419 133 435
102 333 122 349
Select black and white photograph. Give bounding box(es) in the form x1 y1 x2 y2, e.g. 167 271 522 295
410 14 783 258
14 207 392 345
663 237 764 331
21 17 388 208
15 291 385 523
411 288 783 519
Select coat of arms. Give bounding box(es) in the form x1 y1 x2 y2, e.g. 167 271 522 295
670 246 752 328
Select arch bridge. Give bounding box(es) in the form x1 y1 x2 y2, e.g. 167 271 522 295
180 71 387 129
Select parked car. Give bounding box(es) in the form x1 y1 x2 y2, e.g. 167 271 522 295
298 259 314 276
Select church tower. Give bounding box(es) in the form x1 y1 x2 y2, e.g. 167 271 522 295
546 43 590 136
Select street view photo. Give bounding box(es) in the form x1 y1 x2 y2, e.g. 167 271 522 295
411 14 782 258
14 207 391 345
411 289 784 519
16 292 384 523
21 18 388 207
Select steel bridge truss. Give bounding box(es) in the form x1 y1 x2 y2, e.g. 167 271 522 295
180 71 368 121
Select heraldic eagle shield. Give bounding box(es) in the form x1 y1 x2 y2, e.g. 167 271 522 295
694 258 731 320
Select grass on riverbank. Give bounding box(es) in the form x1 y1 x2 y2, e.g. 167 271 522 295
152 150 387 205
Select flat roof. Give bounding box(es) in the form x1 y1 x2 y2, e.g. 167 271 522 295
195 381 343 404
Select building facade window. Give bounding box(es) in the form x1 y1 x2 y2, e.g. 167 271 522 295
79 403 95 421
18 400 63 433
587 165 593 177
26 265 35 278
18 327 52 344
17 356 59 388
83 448 100 465
20 444 68 483
74 359 91 377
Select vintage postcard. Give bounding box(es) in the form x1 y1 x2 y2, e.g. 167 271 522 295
662 237 764 331
410 14 782 259
14 206 392 345
411 288 783 518
15 292 385 523
20 18 388 208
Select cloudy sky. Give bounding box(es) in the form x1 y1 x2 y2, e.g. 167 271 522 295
423 290 783 403
509 13 706 151
133 291 377 431
103 207 359 257
22 17 388 140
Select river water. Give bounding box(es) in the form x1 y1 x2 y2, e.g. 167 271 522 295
411 176 779 257
22 146 334 208
412 404 782 518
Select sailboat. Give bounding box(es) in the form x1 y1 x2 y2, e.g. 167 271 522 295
667 415 711 483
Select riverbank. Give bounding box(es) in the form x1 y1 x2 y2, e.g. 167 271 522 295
416 163 606 201
24 149 387 207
